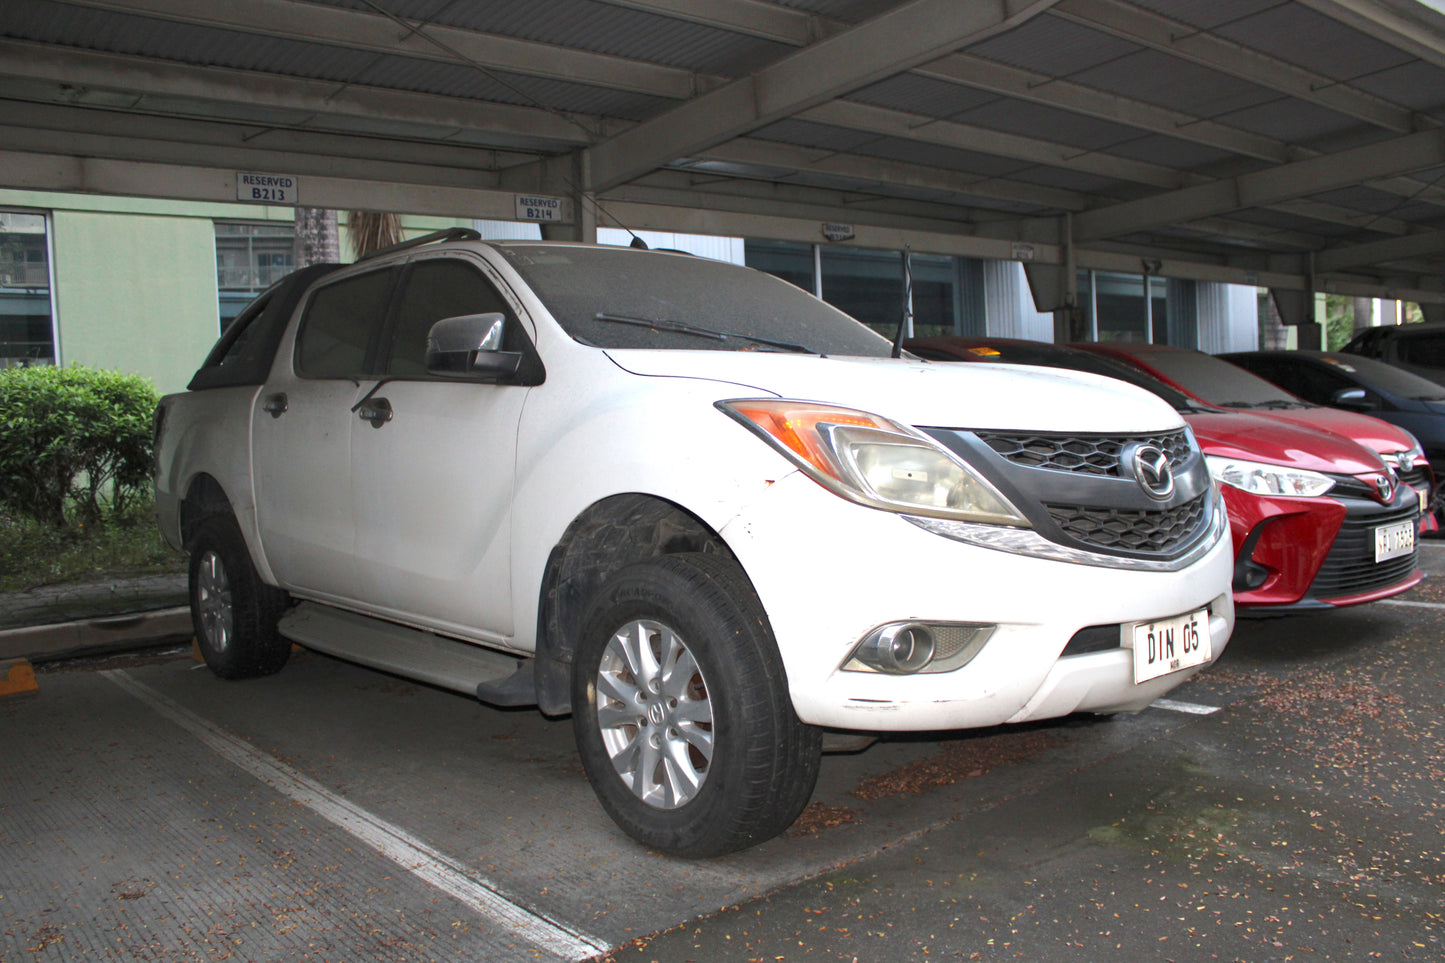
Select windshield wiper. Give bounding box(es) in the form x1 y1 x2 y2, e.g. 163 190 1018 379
594 312 814 354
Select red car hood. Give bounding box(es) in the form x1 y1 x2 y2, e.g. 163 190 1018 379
1245 405 1418 455
1185 410 1386 475
1072 342 1418 455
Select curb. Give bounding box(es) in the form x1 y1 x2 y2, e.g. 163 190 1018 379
0 607 193 664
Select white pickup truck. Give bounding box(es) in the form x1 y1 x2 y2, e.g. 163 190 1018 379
155 229 1234 856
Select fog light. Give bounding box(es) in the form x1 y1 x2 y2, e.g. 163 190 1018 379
844 622 995 675
857 623 934 674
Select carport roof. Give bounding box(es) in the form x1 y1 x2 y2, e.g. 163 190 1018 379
1 0 1444 304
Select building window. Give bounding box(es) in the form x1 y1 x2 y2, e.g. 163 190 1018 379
0 211 54 368
216 221 294 329
748 241 985 340
1085 271 1168 343
818 246 907 338
745 240 816 294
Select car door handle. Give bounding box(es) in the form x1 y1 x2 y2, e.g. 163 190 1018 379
262 392 288 418
357 397 393 427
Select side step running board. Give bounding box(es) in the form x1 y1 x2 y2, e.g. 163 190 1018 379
278 603 537 707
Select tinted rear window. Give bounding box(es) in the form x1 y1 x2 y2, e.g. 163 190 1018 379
1317 353 1445 400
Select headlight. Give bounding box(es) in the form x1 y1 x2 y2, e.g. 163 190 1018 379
1205 455 1334 497
718 399 1029 525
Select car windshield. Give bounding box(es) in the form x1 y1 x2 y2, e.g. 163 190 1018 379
970 343 1208 413
1143 349 1308 408
495 244 894 357
1318 353 1445 401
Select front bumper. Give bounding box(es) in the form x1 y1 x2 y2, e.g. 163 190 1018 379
719 471 1235 732
1226 486 1422 609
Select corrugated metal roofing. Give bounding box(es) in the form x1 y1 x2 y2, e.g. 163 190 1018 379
963 14 1142 76
1068 50 1281 118
1310 185 1435 216
0 0 1442 302
949 99 1157 154
770 0 910 20
1127 0 1282 30
1096 134 1238 173
1350 61 1445 114
752 118 881 154
1227 207 1364 238
1213 4 1415 79
1004 165 1142 196
334 0 795 77
849 73 1000 119
1215 97 1374 147
852 138 1036 180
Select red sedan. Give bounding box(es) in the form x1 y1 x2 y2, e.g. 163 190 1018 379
1074 341 1435 534
908 336 1424 613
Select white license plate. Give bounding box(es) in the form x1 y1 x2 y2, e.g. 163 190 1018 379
1375 519 1415 562
1131 609 1211 684
1411 485 1430 517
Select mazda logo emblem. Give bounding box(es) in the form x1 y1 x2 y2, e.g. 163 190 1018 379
1131 444 1174 500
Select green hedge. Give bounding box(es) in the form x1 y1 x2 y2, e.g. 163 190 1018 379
0 364 159 528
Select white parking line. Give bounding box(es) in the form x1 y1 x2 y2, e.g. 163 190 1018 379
1378 599 1445 610
1151 698 1220 715
102 670 609 961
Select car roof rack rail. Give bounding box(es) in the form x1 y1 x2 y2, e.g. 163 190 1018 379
358 226 483 261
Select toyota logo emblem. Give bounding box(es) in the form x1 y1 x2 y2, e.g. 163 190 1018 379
1369 467 1397 503
1131 444 1175 500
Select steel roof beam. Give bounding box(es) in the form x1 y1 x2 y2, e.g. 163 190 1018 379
693 139 1090 212
798 100 1189 189
585 0 1061 192
66 0 709 100
0 149 523 219
0 100 525 182
49 0 1445 228
595 0 828 45
0 40 605 149
1314 231 1445 272
1269 198 1411 236
1298 0 1445 71
1074 128 1445 240
602 0 1444 221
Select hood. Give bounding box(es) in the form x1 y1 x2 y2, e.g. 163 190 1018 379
1252 406 1418 456
1185 409 1386 475
604 350 1184 434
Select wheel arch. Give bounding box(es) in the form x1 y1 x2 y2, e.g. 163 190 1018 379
532 493 741 716
179 473 237 549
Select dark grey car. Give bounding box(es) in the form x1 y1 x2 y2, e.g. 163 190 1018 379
1222 349 1445 519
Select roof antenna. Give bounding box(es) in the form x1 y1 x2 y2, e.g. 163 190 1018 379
891 245 913 359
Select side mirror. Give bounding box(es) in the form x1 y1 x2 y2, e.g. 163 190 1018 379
1331 386 1376 410
425 313 522 381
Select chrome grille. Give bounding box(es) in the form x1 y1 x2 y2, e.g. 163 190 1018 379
976 429 1192 477
1047 492 1208 555
1398 465 1430 488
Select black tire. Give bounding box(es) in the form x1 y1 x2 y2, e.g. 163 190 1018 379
187 514 290 680
572 552 822 858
